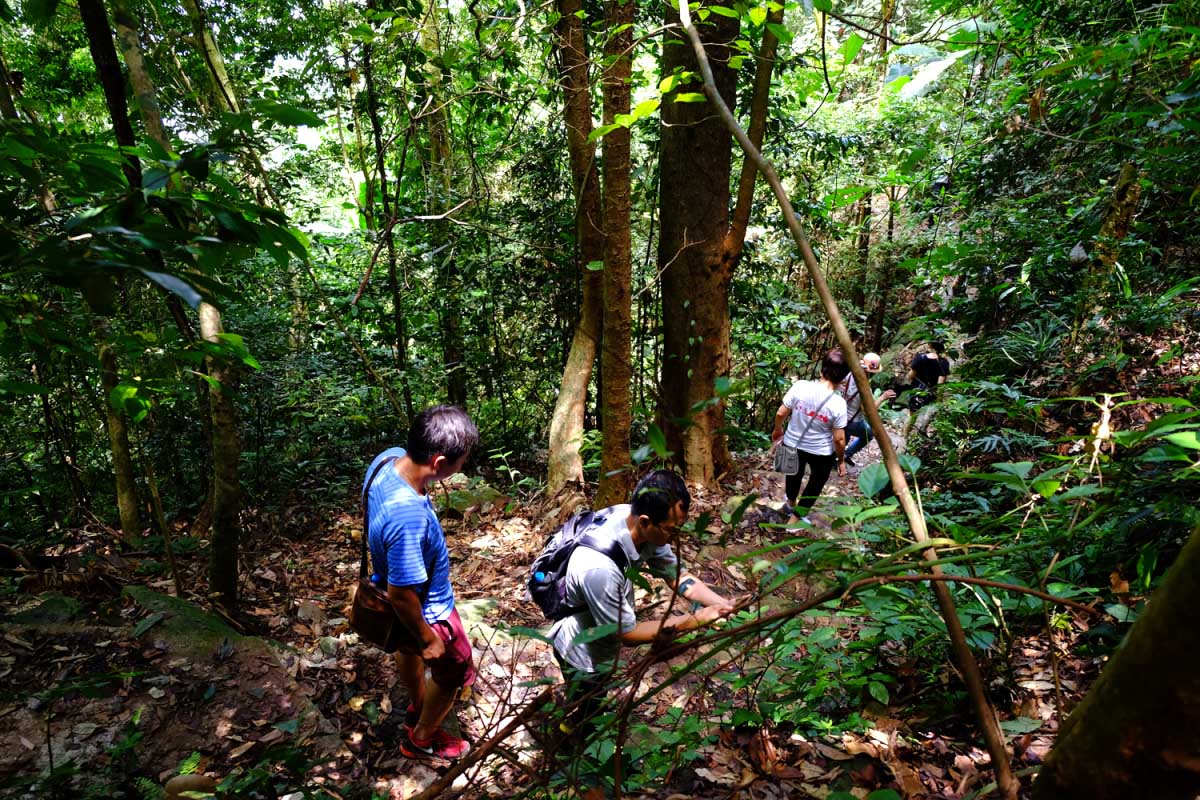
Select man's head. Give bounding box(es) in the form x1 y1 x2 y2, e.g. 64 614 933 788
406 405 479 478
929 340 945 355
630 469 690 547
820 348 851 384
862 352 883 373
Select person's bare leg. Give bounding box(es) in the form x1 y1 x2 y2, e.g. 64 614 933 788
396 652 424 715
411 680 457 740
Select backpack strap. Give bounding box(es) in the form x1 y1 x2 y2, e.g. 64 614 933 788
360 455 400 581
577 532 631 574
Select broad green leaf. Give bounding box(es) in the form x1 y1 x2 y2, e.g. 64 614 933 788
867 791 902 800
133 612 165 637
867 681 889 705
766 22 792 43
748 6 767 25
250 99 325 128
585 260 605 271
673 92 708 103
1032 479 1061 499
138 269 203 309
840 32 866 65
858 463 890 498
571 623 618 646
587 123 620 142
709 4 739 17
647 423 669 457
999 717 1043 735
812 0 832 11
506 626 553 645
1164 431 1200 450
898 454 921 475
631 98 661 120
0 380 49 396
274 718 300 734
993 461 1034 480
1106 603 1138 623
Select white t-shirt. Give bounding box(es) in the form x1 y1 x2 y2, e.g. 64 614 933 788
782 380 847 454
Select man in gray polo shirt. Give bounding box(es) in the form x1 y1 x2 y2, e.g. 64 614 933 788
549 469 735 740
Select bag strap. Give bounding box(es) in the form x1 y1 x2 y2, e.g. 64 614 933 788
360 455 400 581
793 388 837 443
578 532 631 574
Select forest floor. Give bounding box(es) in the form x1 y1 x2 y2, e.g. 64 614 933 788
0 425 1105 800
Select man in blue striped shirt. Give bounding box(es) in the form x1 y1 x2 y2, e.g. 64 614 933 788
363 405 479 760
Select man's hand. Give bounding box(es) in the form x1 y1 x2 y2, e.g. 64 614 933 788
693 604 731 627
881 389 897 403
420 632 446 661
837 460 848 477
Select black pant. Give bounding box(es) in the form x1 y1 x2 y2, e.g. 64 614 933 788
785 450 836 515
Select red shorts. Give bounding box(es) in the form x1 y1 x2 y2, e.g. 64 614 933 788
397 607 476 689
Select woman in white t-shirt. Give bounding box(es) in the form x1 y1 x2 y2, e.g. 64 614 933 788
771 349 851 523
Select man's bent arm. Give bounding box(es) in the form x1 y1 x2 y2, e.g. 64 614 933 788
771 404 790 444
617 608 724 645
388 584 444 660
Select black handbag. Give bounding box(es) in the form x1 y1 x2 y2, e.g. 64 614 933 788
348 456 412 653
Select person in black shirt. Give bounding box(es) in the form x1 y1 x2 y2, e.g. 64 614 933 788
901 341 951 437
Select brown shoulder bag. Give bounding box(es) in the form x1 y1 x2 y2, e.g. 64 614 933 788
348 456 409 652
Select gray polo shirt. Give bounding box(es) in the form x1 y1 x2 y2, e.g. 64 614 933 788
549 504 680 674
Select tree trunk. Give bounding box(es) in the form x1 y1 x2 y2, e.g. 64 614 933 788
421 7 467 408
547 0 605 492
594 0 634 507
1032 525 1200 800
851 193 871 313
78 0 141 187
362 29 415 420
658 0 739 486
868 189 895 351
200 305 242 606
179 0 240 113
98 341 141 543
0 44 19 119
112 0 171 152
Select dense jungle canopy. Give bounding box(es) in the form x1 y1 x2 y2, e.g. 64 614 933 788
1 0 1199 796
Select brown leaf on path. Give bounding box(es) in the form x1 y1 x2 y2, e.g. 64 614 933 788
748 728 779 774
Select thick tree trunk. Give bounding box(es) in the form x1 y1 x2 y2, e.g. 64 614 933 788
1032 526 1200 800
0 45 19 119
658 0 739 486
594 0 634 507
868 190 895 351
78 0 141 187
547 0 605 492
851 194 870 313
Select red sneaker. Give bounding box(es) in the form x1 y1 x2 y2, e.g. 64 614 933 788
401 728 470 760
403 703 419 734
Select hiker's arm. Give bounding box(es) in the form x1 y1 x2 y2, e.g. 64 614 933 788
771 404 790 445
618 606 727 644
388 584 444 660
834 427 847 476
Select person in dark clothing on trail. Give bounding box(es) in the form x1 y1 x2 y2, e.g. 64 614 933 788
901 341 951 436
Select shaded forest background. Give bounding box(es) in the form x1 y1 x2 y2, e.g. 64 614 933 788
1 0 1199 795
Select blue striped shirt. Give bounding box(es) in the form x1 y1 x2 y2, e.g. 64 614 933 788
362 448 455 623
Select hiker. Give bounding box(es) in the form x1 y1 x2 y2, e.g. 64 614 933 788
772 348 850 524
901 341 951 436
840 352 898 467
362 405 480 760
548 469 735 739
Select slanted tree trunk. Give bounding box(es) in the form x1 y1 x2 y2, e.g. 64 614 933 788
658 0 740 487
179 0 239 113
547 0 605 492
0 45 19 119
1032 525 1200 800
594 0 634 507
